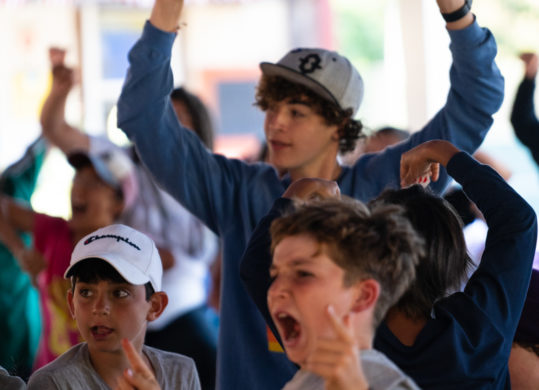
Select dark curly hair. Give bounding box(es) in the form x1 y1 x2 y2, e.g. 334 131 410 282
255 75 364 153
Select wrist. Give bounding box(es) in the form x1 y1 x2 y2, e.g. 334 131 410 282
437 0 467 14
441 0 472 22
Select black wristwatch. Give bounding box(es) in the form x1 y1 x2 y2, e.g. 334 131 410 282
441 0 472 23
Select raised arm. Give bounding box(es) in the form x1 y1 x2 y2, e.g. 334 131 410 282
510 53 539 166
403 140 537 342
40 48 89 154
117 0 281 233
352 2 504 198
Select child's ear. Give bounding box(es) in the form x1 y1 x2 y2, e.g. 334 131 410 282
67 289 76 319
351 279 380 313
146 292 168 321
331 124 341 142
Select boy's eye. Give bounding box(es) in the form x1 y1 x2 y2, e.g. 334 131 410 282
296 270 314 278
290 109 305 118
79 289 92 298
114 289 130 298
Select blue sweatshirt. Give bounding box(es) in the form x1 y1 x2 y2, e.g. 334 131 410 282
511 77 539 166
240 152 538 389
117 19 504 390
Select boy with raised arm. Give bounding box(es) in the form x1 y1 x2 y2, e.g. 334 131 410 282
117 0 504 388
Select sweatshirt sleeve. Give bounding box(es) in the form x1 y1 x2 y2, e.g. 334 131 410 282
117 22 281 234
510 77 539 166
239 197 294 348
350 19 504 199
447 152 537 340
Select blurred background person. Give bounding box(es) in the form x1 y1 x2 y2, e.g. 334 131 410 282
0 136 47 381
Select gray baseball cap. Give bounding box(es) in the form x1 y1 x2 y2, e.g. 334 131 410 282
260 48 364 116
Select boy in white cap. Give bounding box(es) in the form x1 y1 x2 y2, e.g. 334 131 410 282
117 1 504 388
26 224 200 390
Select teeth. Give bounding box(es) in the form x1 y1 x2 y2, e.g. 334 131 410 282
277 313 288 319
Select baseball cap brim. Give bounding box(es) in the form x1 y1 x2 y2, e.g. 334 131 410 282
64 253 154 289
67 152 120 189
260 62 341 108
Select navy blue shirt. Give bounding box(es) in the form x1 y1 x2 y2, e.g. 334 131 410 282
118 19 504 390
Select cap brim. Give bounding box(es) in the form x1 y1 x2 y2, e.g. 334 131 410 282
67 152 119 189
260 62 340 108
64 254 153 288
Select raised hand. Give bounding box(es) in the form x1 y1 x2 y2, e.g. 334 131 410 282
149 0 185 33
520 52 538 80
400 140 459 188
303 306 368 390
282 178 340 201
49 47 66 67
115 339 161 390
48 48 76 97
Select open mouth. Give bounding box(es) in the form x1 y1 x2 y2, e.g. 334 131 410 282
90 325 113 339
275 312 301 343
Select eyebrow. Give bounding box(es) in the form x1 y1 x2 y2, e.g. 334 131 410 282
270 257 318 271
287 99 311 107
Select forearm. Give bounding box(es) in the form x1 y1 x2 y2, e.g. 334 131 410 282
40 90 88 154
239 197 293 346
41 91 68 140
448 152 537 334
511 78 539 148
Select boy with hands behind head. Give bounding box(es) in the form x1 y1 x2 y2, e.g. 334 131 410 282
27 224 200 390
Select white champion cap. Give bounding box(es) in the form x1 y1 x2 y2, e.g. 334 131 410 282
65 224 162 291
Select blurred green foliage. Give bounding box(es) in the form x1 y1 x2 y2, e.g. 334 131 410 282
332 0 387 65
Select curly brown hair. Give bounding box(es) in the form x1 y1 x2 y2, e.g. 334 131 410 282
255 75 364 154
270 197 423 328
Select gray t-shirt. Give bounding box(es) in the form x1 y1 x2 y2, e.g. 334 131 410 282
282 349 420 390
27 343 200 390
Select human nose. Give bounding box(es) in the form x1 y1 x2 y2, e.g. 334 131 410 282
268 275 289 302
266 105 286 132
92 293 110 316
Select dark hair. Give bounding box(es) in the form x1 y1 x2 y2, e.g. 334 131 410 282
370 185 473 320
255 75 364 154
170 87 215 150
374 127 410 142
270 197 423 327
69 258 154 301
